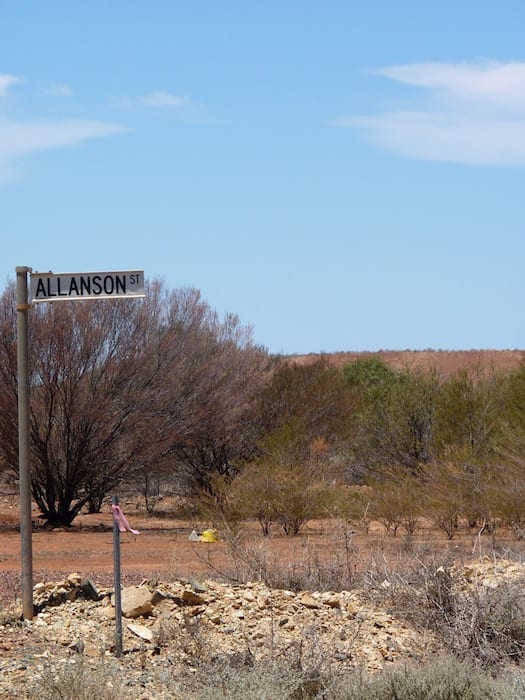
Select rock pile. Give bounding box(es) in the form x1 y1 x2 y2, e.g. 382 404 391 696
453 556 525 589
0 571 437 696
1 558 523 698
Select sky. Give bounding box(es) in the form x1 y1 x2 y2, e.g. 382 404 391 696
1 1 524 355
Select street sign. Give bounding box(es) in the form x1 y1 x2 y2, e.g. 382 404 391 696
30 270 145 303
17 265 146 619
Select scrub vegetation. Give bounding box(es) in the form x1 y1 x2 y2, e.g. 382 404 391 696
1 280 525 541
2 282 525 696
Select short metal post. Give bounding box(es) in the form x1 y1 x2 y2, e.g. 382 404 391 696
112 494 123 656
16 266 33 620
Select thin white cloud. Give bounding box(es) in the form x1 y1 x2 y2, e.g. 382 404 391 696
45 83 74 97
369 61 525 109
114 92 190 109
0 119 129 183
337 61 525 165
139 91 188 108
0 72 129 184
0 119 128 156
343 112 525 166
0 74 21 97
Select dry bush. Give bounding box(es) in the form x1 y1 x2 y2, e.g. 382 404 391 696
154 611 214 663
445 578 525 666
194 474 246 540
322 486 374 535
361 550 525 669
20 657 123 700
255 534 358 593
196 525 359 593
0 569 21 606
160 655 525 699
422 460 472 539
323 655 525 700
368 474 426 536
223 460 333 538
359 549 455 620
490 457 525 539
18 653 525 700
422 458 513 540
167 659 320 700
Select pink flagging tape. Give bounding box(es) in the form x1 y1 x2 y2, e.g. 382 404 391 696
111 504 140 535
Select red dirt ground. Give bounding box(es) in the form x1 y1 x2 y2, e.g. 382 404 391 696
292 349 525 378
1 493 523 609
0 496 220 594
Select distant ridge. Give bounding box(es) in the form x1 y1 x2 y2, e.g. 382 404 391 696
290 350 525 379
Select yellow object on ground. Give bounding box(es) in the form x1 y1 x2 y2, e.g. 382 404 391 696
200 528 219 542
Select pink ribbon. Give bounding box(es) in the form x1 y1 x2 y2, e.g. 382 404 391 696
111 504 140 535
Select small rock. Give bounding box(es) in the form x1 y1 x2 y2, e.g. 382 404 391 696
299 593 320 609
117 586 154 619
324 595 341 608
68 639 85 654
189 577 208 593
80 579 100 601
181 589 206 606
127 623 154 642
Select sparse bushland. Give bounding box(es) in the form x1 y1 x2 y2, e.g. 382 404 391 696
220 527 359 592
4 277 525 535
368 472 427 536
18 648 525 700
228 458 331 538
195 443 525 548
420 457 489 540
349 365 439 475
163 656 525 700
10 496 525 698
198 427 345 538
493 454 525 539
414 452 525 541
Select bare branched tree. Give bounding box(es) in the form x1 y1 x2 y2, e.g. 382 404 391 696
148 287 271 494
0 281 270 525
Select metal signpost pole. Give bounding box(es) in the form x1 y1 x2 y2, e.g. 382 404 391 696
112 494 123 657
16 267 34 620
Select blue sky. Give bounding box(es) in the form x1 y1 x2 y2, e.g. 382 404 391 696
1 1 524 354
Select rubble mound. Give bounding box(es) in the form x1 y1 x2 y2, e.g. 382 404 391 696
0 558 523 698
